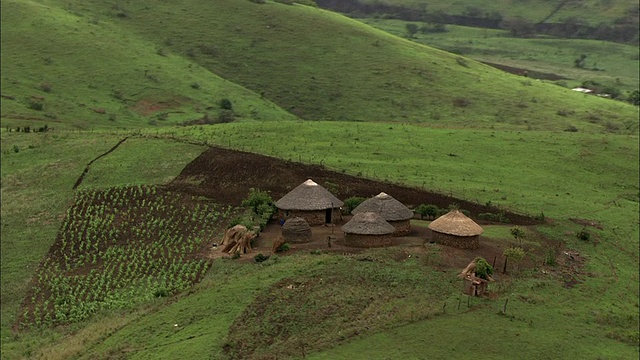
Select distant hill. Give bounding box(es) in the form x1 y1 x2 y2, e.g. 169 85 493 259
1 0 638 132
317 0 639 44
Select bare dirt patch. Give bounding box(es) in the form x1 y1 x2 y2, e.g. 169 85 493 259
130 96 190 116
167 146 540 225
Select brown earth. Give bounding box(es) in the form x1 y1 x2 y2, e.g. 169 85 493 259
166 146 541 225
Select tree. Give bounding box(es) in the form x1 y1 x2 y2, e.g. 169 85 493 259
416 204 439 220
503 247 525 273
574 54 587 68
510 226 525 246
405 23 419 38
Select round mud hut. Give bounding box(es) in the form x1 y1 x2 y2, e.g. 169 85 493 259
275 179 344 226
352 192 413 236
341 212 396 248
428 210 483 249
281 217 312 243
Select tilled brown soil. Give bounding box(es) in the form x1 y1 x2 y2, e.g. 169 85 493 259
167 146 540 225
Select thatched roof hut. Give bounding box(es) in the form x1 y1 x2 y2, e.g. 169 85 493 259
281 217 312 243
352 192 413 236
275 179 344 225
342 212 395 248
428 210 483 249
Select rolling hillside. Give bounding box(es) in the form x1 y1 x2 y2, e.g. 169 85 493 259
0 0 298 129
1 0 639 359
2 0 638 132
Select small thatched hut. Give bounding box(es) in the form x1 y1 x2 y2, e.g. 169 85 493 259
428 210 483 249
281 217 312 243
352 192 413 236
341 212 395 248
275 179 344 226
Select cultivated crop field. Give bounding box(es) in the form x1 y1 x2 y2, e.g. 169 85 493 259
17 184 230 329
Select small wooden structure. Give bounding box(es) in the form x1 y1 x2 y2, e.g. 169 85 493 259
458 258 494 297
463 277 488 296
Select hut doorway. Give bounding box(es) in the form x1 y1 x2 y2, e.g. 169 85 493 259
325 208 332 224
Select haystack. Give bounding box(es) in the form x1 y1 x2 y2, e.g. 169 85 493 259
428 210 483 249
275 179 344 225
341 212 395 248
281 217 312 243
352 192 413 236
221 224 256 255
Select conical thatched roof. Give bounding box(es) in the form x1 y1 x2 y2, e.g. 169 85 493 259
341 212 395 235
428 210 483 236
275 179 343 210
352 192 413 221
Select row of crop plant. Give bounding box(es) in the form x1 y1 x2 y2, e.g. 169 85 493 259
18 185 230 328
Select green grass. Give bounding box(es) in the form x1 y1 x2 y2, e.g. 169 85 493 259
0 0 297 129
0 131 208 358
1 0 639 358
360 19 640 93
2 0 637 131
2 121 638 358
357 0 638 27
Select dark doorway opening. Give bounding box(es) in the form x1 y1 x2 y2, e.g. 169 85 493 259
325 208 332 224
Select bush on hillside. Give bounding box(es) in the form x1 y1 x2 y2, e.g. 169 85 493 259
343 196 366 214
474 257 494 280
415 204 438 220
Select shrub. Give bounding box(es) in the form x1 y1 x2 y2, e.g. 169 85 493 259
416 204 439 220
343 196 366 214
456 57 469 68
510 226 525 245
544 249 557 266
217 109 235 123
242 188 274 214
40 83 52 93
28 101 44 111
13 145 19 153
275 243 290 253
219 98 233 110
191 82 200 89
504 247 525 262
564 125 579 132
453 97 472 107
474 257 494 280
627 90 639 105
576 228 591 241
254 253 269 263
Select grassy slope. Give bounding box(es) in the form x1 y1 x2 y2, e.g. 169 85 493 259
1 0 638 359
32 0 638 131
361 19 640 93
360 0 638 26
14 122 632 359
0 131 205 357
0 0 297 130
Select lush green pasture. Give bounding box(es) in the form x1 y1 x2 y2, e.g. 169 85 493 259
13 0 633 128
358 0 638 26
360 19 640 93
0 0 296 129
1 121 638 358
0 131 206 357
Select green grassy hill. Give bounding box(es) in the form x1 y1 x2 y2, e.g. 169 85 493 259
0 0 298 130
2 0 637 132
351 0 638 27
1 0 639 359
